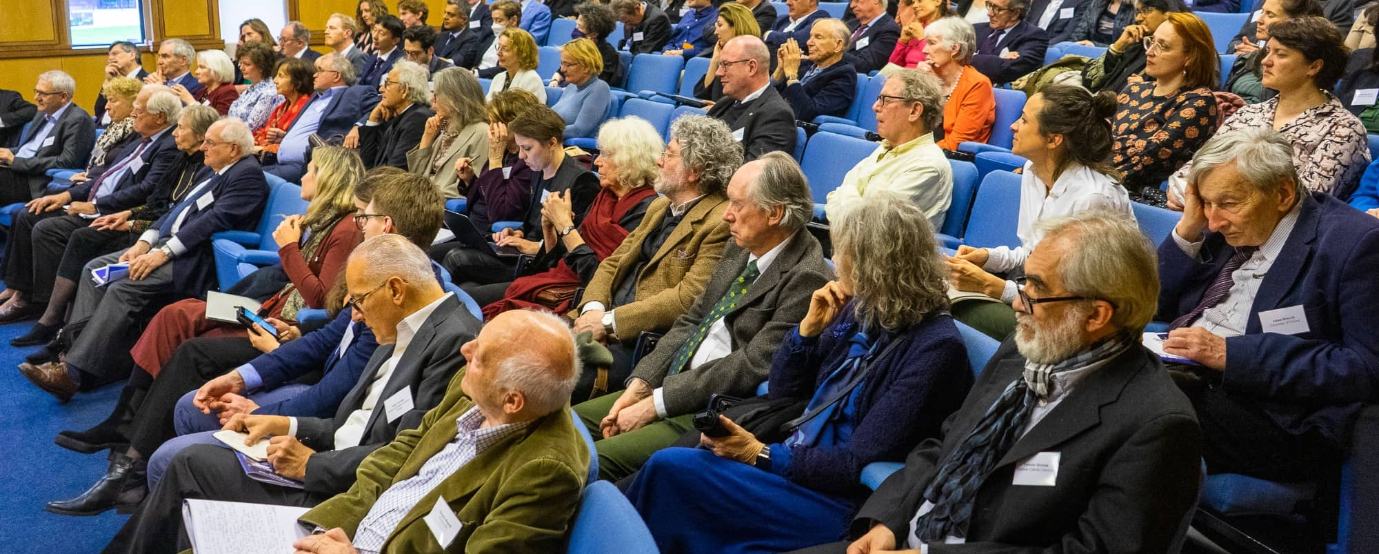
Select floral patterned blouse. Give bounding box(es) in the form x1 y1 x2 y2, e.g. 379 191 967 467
226 80 283 132
1112 82 1219 193
1213 94 1371 199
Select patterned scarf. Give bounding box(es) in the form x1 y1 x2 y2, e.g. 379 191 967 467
91 117 137 168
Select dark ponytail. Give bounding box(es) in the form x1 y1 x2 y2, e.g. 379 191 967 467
1035 85 1122 183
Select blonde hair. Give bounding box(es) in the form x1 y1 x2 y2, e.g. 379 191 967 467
562 38 604 76
102 77 143 104
501 28 540 70
304 146 366 231
716 3 761 38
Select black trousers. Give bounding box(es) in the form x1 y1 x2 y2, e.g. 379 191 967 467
0 208 79 302
57 225 136 282
127 336 264 456
101 444 325 554
0 168 36 205
461 280 510 308
433 241 516 285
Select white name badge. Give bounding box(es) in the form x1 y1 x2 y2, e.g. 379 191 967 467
502 166 512 179
731 127 744 141
1059 7 1074 18
1259 305 1310 335
424 496 463 548
999 47 1011 56
1354 88 1379 106
469 21 481 28
1252 10 1262 21
41 136 55 148
128 156 146 175
195 191 214 210
384 387 414 423
633 31 645 41
1012 451 1060 486
855 36 871 50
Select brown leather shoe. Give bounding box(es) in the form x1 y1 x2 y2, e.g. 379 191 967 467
19 361 77 403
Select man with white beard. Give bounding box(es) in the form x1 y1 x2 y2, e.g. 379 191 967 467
789 211 1203 554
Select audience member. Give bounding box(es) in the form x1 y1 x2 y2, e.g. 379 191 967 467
949 85 1132 305
1080 0 1186 95
0 71 96 205
844 0 902 74
238 18 278 52
359 60 435 169
1339 46 1379 124
884 0 951 71
924 16 996 150
0 87 181 329
773 18 859 121
479 117 662 311
96 41 147 125
287 309 586 554
694 2 762 101
254 58 317 156
100 234 481 554
265 53 381 181
1111 12 1218 197
477 1 521 78
800 211 1201 554
18 118 267 399
279 21 321 62
740 0 779 30
574 2 627 86
356 0 388 55
569 115 736 396
228 42 283 132
436 0 486 68
614 0 674 53
629 194 972 554
550 38 612 139
360 15 407 87
84 78 145 173
1160 127 1377 503
574 151 832 481
971 0 1049 86
326 13 369 74
662 0 719 58
1223 0 1323 104
466 0 496 37
172 50 239 115
765 0 829 53
519 0 555 44
397 0 431 28
1070 0 1136 46
1024 0 1090 44
408 68 489 199
437 89 541 243
487 28 548 103
147 39 205 99
1344 2 1377 51
955 0 994 24
0 88 36 148
707 36 798 161
403 25 456 76
827 69 953 227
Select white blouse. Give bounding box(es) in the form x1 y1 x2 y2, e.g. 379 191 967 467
487 69 547 103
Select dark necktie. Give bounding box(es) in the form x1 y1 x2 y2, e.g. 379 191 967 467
1169 246 1258 329
88 138 151 201
851 23 869 42
982 29 1003 54
667 260 760 375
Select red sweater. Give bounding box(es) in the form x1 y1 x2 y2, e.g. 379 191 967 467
277 216 362 309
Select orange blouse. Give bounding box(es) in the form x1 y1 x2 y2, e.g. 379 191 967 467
937 65 997 151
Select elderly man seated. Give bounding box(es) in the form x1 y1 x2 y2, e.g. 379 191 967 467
573 152 833 482
0 71 96 206
971 0 1049 86
100 234 482 554
707 36 798 161
793 211 1202 553
824 69 952 228
1161 127 1379 491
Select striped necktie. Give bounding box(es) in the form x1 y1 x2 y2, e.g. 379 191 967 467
1169 246 1257 329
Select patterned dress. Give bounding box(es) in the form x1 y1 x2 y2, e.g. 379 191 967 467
1111 82 1219 194
1213 94 1371 199
225 80 283 132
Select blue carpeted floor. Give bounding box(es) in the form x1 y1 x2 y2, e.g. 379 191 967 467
0 283 128 552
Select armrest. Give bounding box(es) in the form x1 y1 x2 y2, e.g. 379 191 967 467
237 249 282 266
936 233 963 250
958 142 1011 155
813 115 859 127
491 221 522 232
295 308 328 324
861 462 904 490
817 123 869 139
444 198 467 213
756 381 769 395
46 168 81 178
211 230 263 247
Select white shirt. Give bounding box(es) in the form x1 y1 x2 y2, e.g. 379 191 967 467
480 36 501 69
1037 0 1065 29
486 69 547 103
652 236 791 416
772 9 821 38
983 162 1133 302
324 292 453 449
1171 203 1301 337
737 81 771 105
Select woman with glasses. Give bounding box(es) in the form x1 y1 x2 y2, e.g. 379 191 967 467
923 16 996 150
624 195 972 554
226 42 282 132
487 28 547 103
549 38 614 138
1081 0 1188 94
406 68 490 199
948 85 1132 315
1110 12 1219 198
253 58 316 156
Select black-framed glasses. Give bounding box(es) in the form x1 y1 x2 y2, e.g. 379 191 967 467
353 212 387 229
986 3 1015 13
875 94 917 107
718 58 753 68
346 280 394 314
33 89 62 98
1013 277 1112 314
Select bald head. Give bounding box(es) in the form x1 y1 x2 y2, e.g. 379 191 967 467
719 36 771 99
461 310 582 421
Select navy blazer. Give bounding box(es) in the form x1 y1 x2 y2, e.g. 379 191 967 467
1024 0 1092 45
253 311 380 420
619 3 674 54
167 71 206 99
150 155 268 295
67 126 181 214
294 293 481 494
1191 0 1240 13
467 0 493 31
777 60 857 122
972 21 1049 85
358 102 434 170
298 49 323 63
437 27 487 68
843 13 901 74
1157 193 1379 447
317 85 382 146
765 9 829 53
0 89 36 148
9 103 97 198
358 47 404 88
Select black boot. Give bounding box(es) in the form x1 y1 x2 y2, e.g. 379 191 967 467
45 452 147 516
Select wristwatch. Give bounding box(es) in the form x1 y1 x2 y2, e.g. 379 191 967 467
601 311 616 335
159 245 175 258
558 224 577 238
755 445 772 471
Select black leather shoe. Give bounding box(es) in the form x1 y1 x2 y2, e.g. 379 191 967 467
11 321 58 347
55 423 128 454
0 302 43 324
46 453 147 516
25 346 59 364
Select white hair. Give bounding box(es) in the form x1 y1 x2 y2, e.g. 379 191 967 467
145 91 183 125
390 60 432 105
214 118 256 156
197 50 236 83
492 310 582 417
1187 126 1305 199
349 234 441 294
38 71 75 96
925 16 977 65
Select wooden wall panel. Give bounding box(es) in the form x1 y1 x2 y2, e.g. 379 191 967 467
293 0 360 45
0 52 159 116
0 0 62 45
161 0 215 38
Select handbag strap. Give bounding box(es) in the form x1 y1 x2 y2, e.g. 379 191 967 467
779 330 908 433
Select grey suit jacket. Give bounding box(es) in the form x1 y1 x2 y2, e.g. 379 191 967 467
9 103 97 197
631 231 832 416
295 294 482 495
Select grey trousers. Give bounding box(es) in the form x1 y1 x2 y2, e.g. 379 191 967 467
65 246 177 385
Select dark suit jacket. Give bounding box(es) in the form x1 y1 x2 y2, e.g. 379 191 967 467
706 84 797 161
619 3 674 54
777 60 857 122
297 48 323 63
1023 0 1092 45
854 341 1202 553
150 155 267 295
95 68 149 122
843 13 900 74
438 27 487 68
359 47 405 87
468 0 494 31
344 45 370 77
427 55 455 76
359 103 434 170
972 21 1048 85
317 85 382 145
1157 193 1379 447
8 103 97 197
632 232 832 416
254 312 380 420
765 9 829 52
0 89 36 148
295 294 482 494
66 126 180 214
752 0 780 34
520 154 599 237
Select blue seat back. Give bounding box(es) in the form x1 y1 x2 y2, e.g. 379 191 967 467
548 18 578 46
679 56 711 97
669 105 706 128
855 74 885 130
818 2 847 17
259 174 309 250
1195 12 1248 53
1219 54 1236 89
989 88 1026 149
941 159 979 238
546 86 564 107
1043 42 1065 65
955 320 1000 377
770 1 787 17
793 126 806 162
479 78 492 93
962 170 1022 248
443 281 485 321
623 54 684 95
563 482 660 553
818 122 869 138
1132 200 1181 246
1368 133 1379 162
617 51 633 87
973 151 1028 183
538 46 563 80
570 407 599 483
608 22 625 46
800 131 877 203
620 98 676 140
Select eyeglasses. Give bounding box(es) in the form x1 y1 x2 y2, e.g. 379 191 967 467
875 94 917 107
353 212 387 229
1143 37 1172 54
718 58 753 68
346 281 394 315
382 79 403 89
202 138 228 148
33 89 61 98
1013 277 1114 314
986 3 1015 13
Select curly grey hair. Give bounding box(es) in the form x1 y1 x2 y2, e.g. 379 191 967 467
670 115 743 196
924 16 977 65
832 193 949 331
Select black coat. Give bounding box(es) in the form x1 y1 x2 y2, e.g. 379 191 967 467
972 21 1049 85
1023 0 1093 45
619 3 674 54
842 13 900 74
0 89 36 148
358 103 434 170
706 85 797 161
